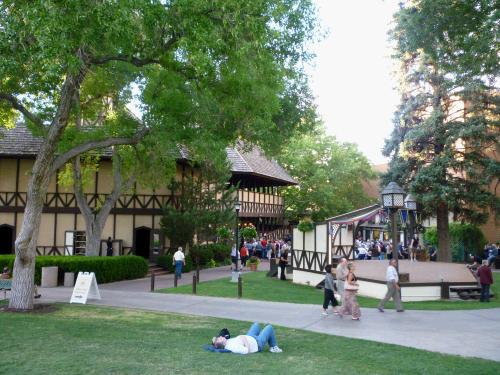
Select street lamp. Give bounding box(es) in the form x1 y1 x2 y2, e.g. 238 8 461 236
381 182 406 270
231 201 241 282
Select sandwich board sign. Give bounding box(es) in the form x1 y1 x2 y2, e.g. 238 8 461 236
70 272 101 304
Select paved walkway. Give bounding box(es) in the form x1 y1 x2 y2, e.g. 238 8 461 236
37 266 500 362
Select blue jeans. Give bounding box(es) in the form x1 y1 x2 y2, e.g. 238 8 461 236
379 254 385 260
480 284 490 302
487 255 496 267
246 322 277 351
175 261 183 279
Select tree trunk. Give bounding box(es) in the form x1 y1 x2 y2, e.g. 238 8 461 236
9 68 86 310
436 203 451 262
72 153 133 256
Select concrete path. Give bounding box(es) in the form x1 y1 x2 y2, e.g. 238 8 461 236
38 271 500 362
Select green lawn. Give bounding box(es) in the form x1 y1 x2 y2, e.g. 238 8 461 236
160 271 500 310
0 304 497 375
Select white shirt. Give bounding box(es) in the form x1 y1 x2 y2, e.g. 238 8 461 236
225 335 258 354
386 265 398 283
173 250 185 262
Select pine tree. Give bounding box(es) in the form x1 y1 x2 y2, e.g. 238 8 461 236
383 0 499 262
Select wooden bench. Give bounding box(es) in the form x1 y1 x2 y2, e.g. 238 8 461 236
0 279 12 299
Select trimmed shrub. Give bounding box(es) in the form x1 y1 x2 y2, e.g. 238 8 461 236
156 254 174 272
0 255 148 284
210 243 231 262
189 245 214 266
183 256 192 273
424 223 486 262
0 255 15 277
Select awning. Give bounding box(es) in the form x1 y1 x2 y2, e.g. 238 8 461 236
326 204 382 225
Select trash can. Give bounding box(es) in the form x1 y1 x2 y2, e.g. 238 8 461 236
41 266 58 288
64 272 75 287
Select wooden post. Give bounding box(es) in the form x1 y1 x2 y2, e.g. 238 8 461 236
150 271 155 292
174 273 178 288
238 274 242 298
441 282 450 299
192 274 197 294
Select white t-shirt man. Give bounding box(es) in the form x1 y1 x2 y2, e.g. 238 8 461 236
224 335 259 354
386 264 398 283
173 248 185 262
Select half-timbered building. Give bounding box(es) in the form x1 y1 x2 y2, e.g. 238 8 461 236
0 124 296 260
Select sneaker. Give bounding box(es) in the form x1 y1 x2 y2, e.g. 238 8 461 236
352 317 360 320
322 311 328 316
397 309 405 312
270 346 283 353
377 307 384 313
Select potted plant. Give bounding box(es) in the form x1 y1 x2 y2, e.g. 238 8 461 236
247 256 260 271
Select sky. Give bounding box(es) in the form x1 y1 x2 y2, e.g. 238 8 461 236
306 0 400 165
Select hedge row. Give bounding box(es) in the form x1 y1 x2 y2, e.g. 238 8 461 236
156 243 231 271
0 255 148 285
156 254 193 273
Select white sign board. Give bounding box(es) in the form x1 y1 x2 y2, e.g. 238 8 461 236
70 272 101 304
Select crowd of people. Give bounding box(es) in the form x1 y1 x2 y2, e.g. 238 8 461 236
354 235 438 262
232 237 291 276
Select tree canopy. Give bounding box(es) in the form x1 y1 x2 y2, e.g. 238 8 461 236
278 125 375 223
0 0 318 310
383 0 499 261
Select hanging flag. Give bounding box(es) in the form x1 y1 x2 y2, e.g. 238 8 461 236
399 209 408 228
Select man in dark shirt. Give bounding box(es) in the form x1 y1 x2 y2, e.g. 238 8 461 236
477 260 494 302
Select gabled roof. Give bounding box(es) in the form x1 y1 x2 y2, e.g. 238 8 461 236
226 145 297 186
0 123 296 186
326 204 382 224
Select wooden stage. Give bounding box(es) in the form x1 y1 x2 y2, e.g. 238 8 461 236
351 260 477 284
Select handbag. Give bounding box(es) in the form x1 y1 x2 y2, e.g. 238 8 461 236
344 283 359 291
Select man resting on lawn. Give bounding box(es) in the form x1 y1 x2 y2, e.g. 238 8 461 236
212 322 282 354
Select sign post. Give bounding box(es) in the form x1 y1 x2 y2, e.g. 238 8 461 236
70 272 101 304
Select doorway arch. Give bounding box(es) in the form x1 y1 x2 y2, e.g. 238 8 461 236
0 224 15 255
134 226 151 259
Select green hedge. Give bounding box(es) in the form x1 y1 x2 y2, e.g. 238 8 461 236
156 254 192 273
0 255 148 284
424 223 487 262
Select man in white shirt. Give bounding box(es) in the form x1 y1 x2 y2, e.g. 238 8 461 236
212 322 282 354
173 247 185 279
378 259 404 312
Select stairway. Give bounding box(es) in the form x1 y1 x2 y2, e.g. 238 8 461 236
146 264 169 277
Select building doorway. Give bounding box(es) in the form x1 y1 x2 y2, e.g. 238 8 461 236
0 224 15 255
134 227 151 259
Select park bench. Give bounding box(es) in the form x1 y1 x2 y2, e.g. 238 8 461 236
0 279 12 299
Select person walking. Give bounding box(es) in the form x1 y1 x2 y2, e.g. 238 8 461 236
378 259 404 312
335 258 348 301
410 235 419 262
477 260 493 302
279 248 289 280
338 262 361 320
173 246 186 279
322 264 339 316
106 236 113 256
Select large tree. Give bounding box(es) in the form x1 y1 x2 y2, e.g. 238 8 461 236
383 0 499 261
0 0 317 310
278 125 375 223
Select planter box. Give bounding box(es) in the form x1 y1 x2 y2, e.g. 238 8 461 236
249 263 258 271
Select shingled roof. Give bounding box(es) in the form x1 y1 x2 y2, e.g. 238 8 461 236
0 123 296 186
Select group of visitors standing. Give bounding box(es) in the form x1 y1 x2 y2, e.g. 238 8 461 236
322 258 404 321
235 238 290 277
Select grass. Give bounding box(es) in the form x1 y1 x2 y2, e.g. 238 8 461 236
0 303 498 374
160 271 500 311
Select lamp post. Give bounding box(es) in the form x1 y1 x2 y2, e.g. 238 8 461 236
404 194 417 248
381 182 406 271
231 201 241 282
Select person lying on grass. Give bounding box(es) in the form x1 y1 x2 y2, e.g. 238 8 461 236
212 322 282 354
